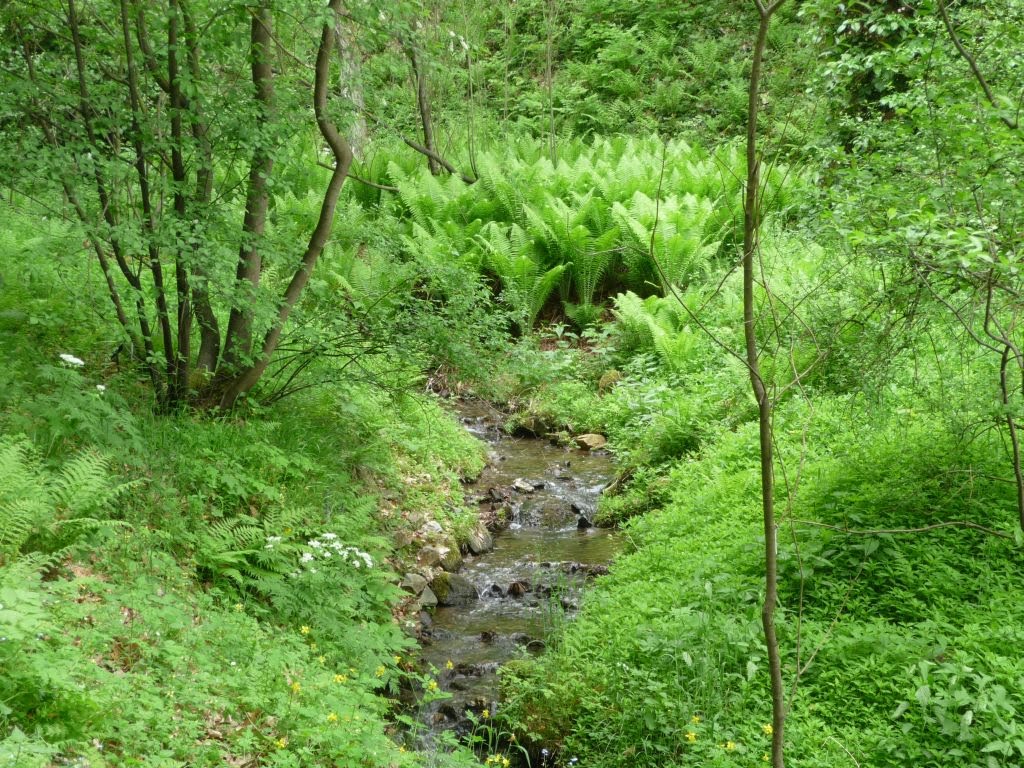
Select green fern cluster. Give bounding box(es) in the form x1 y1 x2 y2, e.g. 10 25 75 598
611 291 704 373
377 135 796 331
0 437 129 570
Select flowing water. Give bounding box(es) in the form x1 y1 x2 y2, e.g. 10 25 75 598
417 402 621 736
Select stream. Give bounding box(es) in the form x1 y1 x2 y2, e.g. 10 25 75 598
416 401 621 739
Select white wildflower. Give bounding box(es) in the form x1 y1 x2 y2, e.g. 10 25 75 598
300 552 315 563
96 384 106 393
59 353 85 367
321 532 337 540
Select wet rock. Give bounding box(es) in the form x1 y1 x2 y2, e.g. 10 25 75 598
400 572 428 594
418 610 433 628
577 516 594 530
512 478 535 493
467 525 493 555
393 530 415 549
555 469 573 480
507 581 530 597
487 583 504 597
480 630 497 643
563 562 610 578
430 572 478 606
487 487 510 503
575 433 607 450
526 639 546 653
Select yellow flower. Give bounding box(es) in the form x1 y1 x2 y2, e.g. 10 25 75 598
762 723 773 735
290 681 301 694
763 754 770 762
725 740 736 751
234 603 243 612
318 655 326 664
375 665 386 677
333 673 348 683
399 746 406 753
502 758 510 767
691 714 701 724
327 712 339 723
445 659 454 670
685 731 697 743
393 655 402 664
310 642 317 651
275 737 288 749
482 709 490 719
300 625 310 635
427 680 439 692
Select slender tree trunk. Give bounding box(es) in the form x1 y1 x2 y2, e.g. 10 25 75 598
120 0 177 407
545 0 556 165
221 2 275 371
67 0 162 397
335 13 367 158
219 0 354 409
180 0 220 372
744 2 786 767
167 0 193 396
408 45 441 175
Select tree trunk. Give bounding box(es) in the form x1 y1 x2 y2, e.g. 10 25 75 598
743 3 787 767
181 0 220 372
167 0 193 396
68 0 162 397
408 45 441 175
218 0 354 409
221 2 275 371
335 13 367 158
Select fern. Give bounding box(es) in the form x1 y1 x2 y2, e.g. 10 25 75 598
0 437 130 566
478 222 568 333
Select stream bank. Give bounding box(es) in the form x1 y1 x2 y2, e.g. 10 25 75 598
401 400 621 743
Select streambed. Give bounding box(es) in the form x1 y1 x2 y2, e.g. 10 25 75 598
417 401 621 736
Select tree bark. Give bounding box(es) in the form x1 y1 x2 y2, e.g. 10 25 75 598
120 0 177 407
218 0 354 408
67 0 161 397
743 3 787 767
167 0 193 396
181 0 220 372
335 11 367 158
221 1 275 371
407 44 441 175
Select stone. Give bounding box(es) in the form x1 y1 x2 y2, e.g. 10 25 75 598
417 546 443 568
393 530 414 549
400 572 428 594
577 516 594 530
466 525 493 555
418 587 438 608
575 433 607 450
419 520 444 536
507 581 529 597
430 572 478 606
512 478 535 493
440 545 463 572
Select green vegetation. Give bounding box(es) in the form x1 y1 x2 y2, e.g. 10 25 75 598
2 0 1023 766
